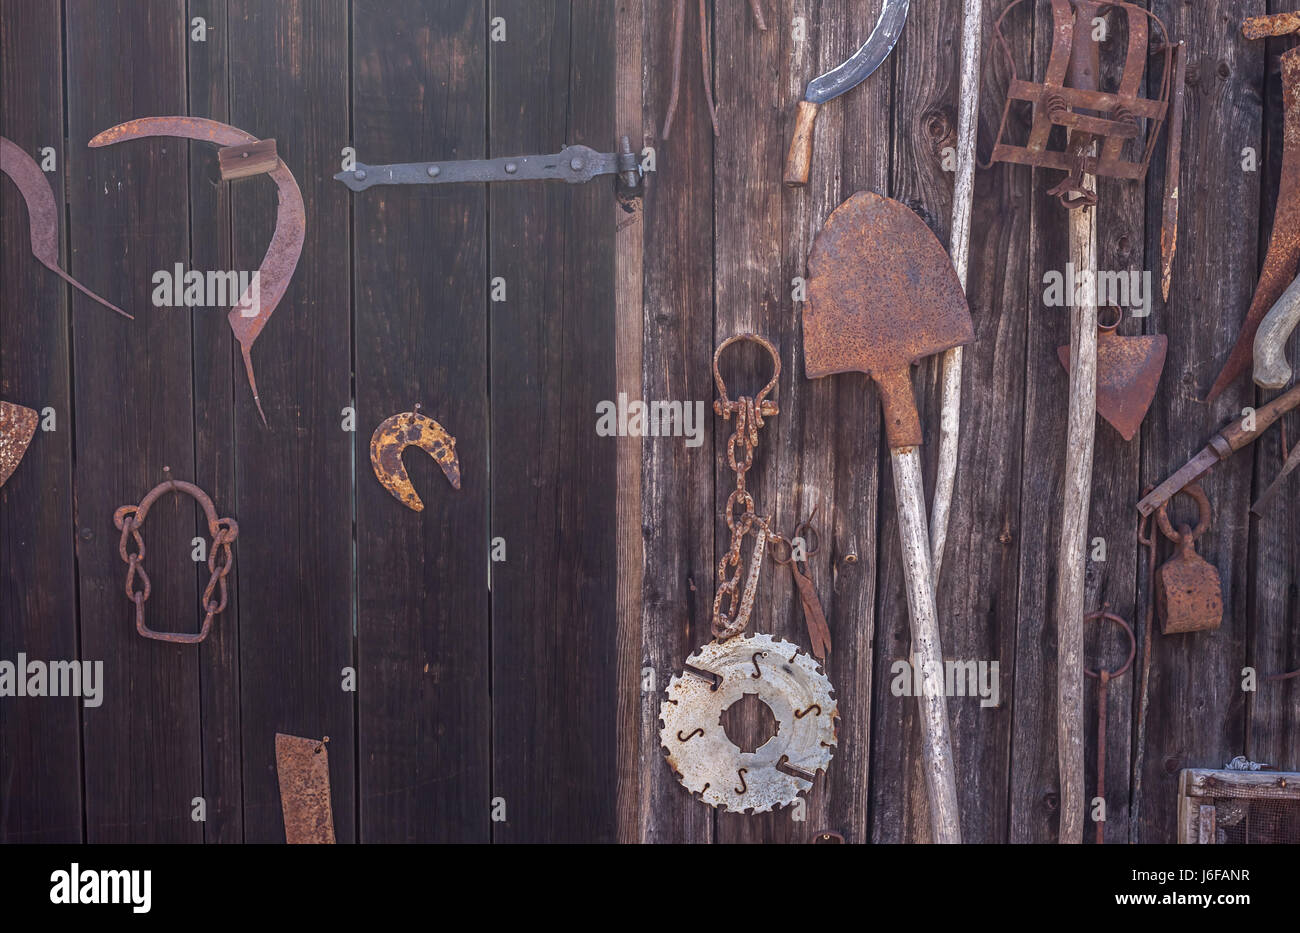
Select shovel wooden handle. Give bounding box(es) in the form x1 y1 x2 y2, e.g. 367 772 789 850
784 101 821 188
875 366 924 449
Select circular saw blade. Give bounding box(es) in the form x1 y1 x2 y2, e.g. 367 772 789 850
659 632 838 813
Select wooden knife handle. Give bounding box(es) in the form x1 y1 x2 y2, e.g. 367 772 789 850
784 101 820 188
1254 273 1300 388
1220 381 1300 453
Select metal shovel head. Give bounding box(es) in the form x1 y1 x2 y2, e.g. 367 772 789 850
1057 331 1166 442
804 191 973 447
0 402 38 488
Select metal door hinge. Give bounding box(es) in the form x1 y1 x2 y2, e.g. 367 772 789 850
336 136 641 193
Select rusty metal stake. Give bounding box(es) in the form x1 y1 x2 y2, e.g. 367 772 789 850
1085 608 1135 844
114 479 237 645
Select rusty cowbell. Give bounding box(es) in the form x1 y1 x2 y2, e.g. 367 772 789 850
1057 308 1166 441
1154 485 1223 635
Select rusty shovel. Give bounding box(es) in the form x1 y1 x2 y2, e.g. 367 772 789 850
804 191 973 843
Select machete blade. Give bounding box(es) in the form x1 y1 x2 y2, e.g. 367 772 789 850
803 0 910 103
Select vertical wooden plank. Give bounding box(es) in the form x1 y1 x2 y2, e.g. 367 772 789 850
1245 7 1300 773
614 0 648 844
1132 0 1261 843
185 0 244 844
66 0 203 842
634 0 715 844
352 0 491 843
489 0 618 842
0 0 82 843
877 0 1027 844
226 0 355 843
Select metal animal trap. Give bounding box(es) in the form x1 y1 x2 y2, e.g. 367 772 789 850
1178 769 1300 844
989 0 1174 208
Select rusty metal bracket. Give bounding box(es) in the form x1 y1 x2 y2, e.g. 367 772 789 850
114 479 237 645
988 0 1173 209
336 138 640 192
275 734 336 844
89 117 306 425
370 409 461 512
0 137 130 319
0 401 38 489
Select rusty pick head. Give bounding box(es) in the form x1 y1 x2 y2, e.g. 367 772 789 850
1 137 130 319
88 117 306 425
370 410 461 512
1057 307 1167 441
0 402 39 488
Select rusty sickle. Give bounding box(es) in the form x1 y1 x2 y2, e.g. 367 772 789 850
88 117 306 425
1206 25 1300 402
1 137 130 318
369 410 461 512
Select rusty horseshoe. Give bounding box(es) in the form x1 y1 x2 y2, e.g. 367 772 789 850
1 137 129 318
369 410 461 512
88 117 306 425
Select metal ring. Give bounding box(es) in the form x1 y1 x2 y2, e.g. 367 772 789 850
713 333 781 413
1084 609 1137 679
1156 482 1211 543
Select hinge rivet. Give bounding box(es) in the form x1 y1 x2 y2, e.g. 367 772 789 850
427 165 440 177
355 169 367 180
504 162 518 174
570 157 584 171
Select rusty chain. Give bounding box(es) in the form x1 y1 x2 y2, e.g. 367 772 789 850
114 480 238 645
711 334 780 642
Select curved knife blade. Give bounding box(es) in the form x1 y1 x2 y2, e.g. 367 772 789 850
803 0 910 103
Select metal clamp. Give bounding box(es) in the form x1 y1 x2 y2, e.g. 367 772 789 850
114 480 238 645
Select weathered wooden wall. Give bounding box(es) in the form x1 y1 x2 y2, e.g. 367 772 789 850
0 0 1295 845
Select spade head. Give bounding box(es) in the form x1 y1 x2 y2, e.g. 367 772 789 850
804 191 973 448
1058 328 1167 442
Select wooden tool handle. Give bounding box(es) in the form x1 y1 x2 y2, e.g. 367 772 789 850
1254 273 1300 388
1221 381 1300 452
875 366 923 449
784 101 820 188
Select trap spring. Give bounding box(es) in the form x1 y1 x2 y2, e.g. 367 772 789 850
114 480 237 645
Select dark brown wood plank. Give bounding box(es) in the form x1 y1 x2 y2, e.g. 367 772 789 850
65 0 203 843
1131 0 1263 843
0 0 82 843
185 0 244 845
488 0 618 842
352 0 491 843
631 0 715 844
226 0 355 843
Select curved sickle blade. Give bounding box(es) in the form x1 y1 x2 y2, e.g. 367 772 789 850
0 137 131 318
370 412 461 512
89 117 306 424
803 0 909 103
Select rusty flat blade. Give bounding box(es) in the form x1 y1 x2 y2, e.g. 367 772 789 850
1057 332 1166 441
0 137 130 319
89 117 306 424
275 734 336 844
1206 48 1300 401
804 191 973 448
1137 446 1219 517
0 402 39 488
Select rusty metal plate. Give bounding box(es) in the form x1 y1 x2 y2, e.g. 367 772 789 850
1058 326 1166 441
660 633 837 813
88 117 306 424
370 411 461 511
0 402 38 488
275 734 336 844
